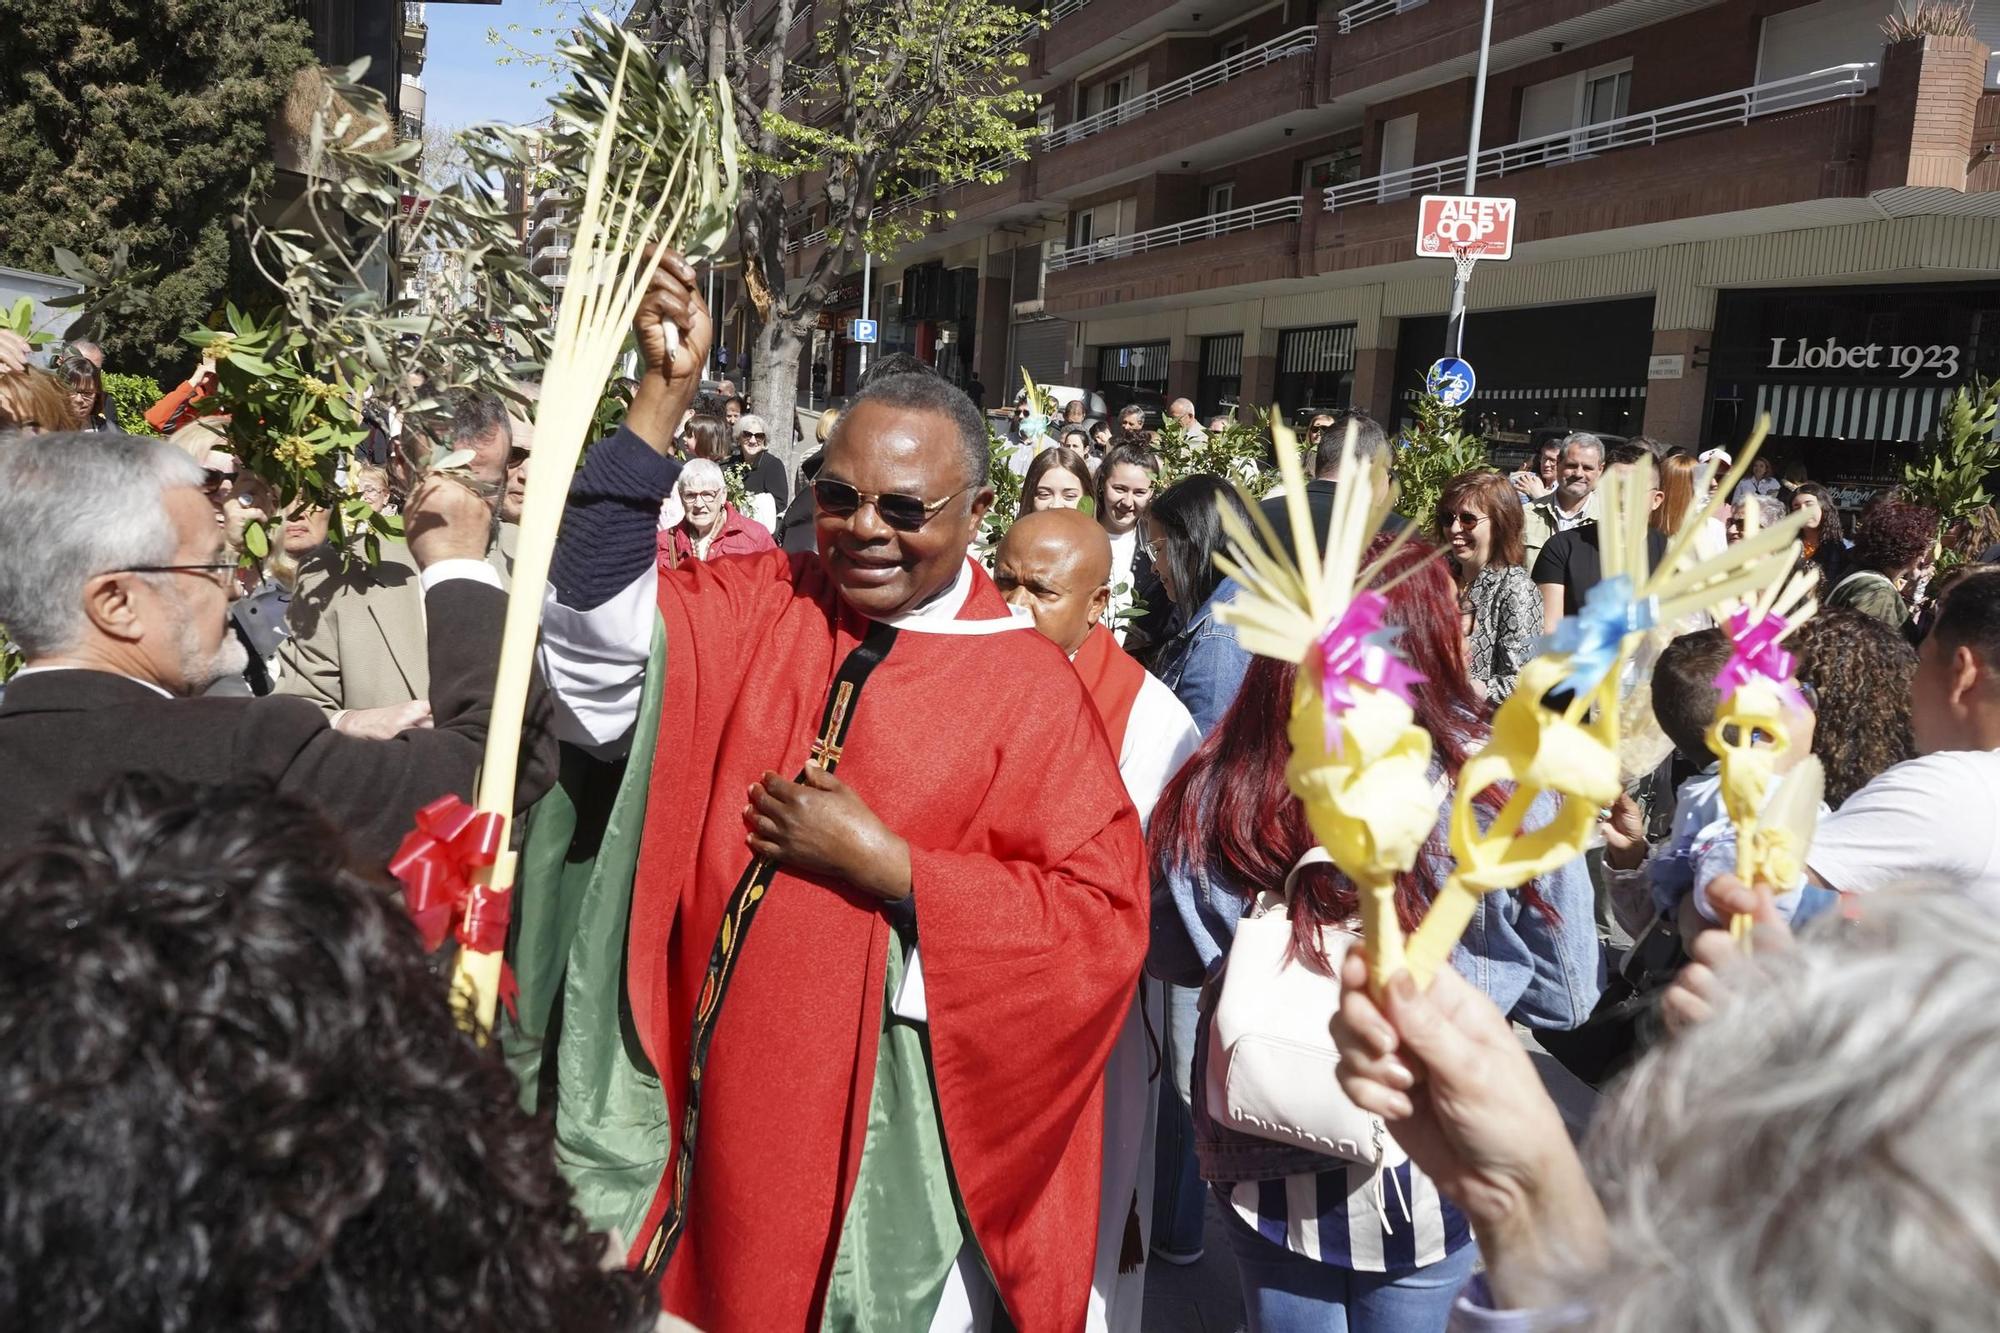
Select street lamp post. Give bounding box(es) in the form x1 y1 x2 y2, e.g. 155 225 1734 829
858 249 873 382
1444 0 1496 360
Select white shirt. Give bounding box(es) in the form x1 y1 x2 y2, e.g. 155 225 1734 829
1106 527 1141 646
1808 750 2000 900
1118 670 1201 830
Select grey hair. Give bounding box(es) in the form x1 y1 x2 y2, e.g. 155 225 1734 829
1571 889 2000 1332
839 372 988 490
436 389 512 450
0 432 205 655
1560 431 1604 465
676 457 725 498
1753 494 1787 529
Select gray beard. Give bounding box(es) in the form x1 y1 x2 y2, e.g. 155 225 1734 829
175 609 249 693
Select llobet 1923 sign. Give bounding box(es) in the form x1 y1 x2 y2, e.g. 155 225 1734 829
1767 336 1963 380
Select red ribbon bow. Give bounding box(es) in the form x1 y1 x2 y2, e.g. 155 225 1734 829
388 795 512 956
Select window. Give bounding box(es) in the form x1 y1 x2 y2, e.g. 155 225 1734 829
1274 324 1356 420
1206 182 1236 215
1377 114 1418 201
1218 33 1250 61
1301 147 1362 194
1036 104 1056 137
1071 210 1095 249
1083 72 1132 118
1198 334 1244 420
1577 61 1634 150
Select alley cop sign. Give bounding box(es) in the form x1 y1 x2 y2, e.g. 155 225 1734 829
1415 195 1517 261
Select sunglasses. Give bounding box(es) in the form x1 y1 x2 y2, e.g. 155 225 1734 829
1444 511 1486 528
201 468 235 492
814 477 968 532
741 432 767 440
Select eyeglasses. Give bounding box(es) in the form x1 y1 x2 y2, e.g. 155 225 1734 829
115 562 238 588
506 446 531 468
740 432 767 440
814 477 968 532
201 468 235 492
1443 511 1487 529
1140 538 1164 562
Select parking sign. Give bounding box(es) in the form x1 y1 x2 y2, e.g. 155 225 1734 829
850 318 879 344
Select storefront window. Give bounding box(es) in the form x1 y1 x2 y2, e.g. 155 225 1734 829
1096 341 1171 421
1275 324 1355 423
1197 334 1243 422
1705 283 2000 503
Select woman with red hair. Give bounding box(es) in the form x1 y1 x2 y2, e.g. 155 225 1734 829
1147 534 1599 1333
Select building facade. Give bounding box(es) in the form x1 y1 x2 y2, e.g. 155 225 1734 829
770 0 2000 489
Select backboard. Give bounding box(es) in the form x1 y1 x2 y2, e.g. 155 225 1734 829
1415 194 1517 262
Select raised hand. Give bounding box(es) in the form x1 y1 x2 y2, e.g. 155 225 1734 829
627 250 714 455
1332 953 1606 1308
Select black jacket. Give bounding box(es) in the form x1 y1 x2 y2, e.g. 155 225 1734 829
0 580 557 868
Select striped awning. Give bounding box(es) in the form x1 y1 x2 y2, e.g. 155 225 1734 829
1400 385 1647 401
1753 382 1962 443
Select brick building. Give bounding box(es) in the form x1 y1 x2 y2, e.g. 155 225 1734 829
771 0 2000 491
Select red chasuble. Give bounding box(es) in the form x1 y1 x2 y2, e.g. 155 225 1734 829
625 549 1147 1332
1069 623 1147 759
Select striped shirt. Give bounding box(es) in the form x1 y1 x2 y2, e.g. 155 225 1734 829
1219 1156 1473 1277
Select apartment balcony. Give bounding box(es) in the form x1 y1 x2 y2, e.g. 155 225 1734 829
1322 0 1732 122
531 210 569 243
1030 0 1269 86
529 187 570 223
398 74 425 128
1036 28 1319 197
401 1 427 71
1313 65 1876 275
1044 195 1303 314
530 241 571 273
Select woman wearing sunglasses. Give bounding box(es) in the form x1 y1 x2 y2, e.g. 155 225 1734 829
1435 469 1539 704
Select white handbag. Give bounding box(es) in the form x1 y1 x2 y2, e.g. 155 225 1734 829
1204 847 1391 1167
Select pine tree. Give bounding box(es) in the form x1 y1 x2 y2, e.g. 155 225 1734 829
0 0 315 377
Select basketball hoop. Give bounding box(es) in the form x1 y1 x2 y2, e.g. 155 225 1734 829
1450 245 1479 284
1416 195 1517 270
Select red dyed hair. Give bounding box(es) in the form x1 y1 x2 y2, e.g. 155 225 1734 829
1148 534 1552 963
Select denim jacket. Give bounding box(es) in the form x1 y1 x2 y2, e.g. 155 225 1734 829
1150 579 1252 734
1149 786 1604 1184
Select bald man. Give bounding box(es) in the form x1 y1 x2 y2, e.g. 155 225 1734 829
1167 397 1206 443
994 509 1201 1333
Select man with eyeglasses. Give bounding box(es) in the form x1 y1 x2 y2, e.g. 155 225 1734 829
525 252 1146 1333
0 431 557 866
276 391 525 734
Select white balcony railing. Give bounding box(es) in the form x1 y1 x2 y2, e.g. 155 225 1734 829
1041 27 1316 151
1047 194 1302 271
548 272 569 290
532 210 568 238
1336 0 1423 35
781 227 828 257
1324 63 1873 211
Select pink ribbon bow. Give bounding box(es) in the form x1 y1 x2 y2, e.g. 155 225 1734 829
1713 609 1807 710
1314 590 1427 754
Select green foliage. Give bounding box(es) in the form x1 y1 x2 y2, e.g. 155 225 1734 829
1902 376 2000 567
0 0 315 378
184 303 402 565
101 372 163 436
1393 386 1489 527
979 423 1026 551
1156 417 1281 497
0 633 20 685
0 297 54 348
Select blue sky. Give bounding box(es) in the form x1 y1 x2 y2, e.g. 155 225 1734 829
422 0 576 130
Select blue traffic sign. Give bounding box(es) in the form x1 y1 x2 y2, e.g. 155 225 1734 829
850 318 879 344
1426 357 1476 407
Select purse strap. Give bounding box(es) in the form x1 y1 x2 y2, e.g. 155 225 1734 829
638 618 901 1277
1281 845 1334 903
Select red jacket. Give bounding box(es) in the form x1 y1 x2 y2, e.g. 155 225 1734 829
657 505 777 568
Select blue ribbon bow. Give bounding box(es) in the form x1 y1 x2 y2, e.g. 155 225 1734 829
1539 574 1658 698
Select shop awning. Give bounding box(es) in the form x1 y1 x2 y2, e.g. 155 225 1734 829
1753 382 1963 444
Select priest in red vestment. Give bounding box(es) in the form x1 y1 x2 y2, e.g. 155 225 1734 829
529 254 1148 1333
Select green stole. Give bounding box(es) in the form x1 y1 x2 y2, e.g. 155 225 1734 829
505 618 671 1245
502 619 991 1327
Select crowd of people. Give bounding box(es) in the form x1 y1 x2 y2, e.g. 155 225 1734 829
3 249 2000 1333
